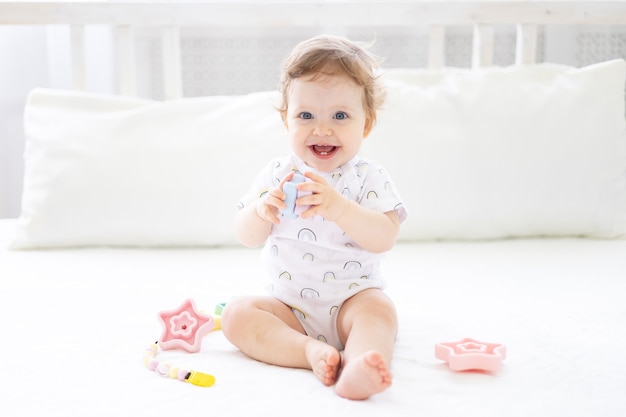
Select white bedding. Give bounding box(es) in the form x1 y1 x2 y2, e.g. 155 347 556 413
1 218 625 416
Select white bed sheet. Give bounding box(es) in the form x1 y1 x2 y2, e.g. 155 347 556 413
1 218 625 416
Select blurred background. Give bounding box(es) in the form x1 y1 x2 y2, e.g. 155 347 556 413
2 0 626 219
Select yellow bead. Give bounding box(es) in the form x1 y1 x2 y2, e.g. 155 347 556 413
213 316 221 331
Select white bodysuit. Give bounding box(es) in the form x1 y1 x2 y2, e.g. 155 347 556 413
237 153 407 350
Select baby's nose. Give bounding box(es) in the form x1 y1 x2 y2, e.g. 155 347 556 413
313 124 332 136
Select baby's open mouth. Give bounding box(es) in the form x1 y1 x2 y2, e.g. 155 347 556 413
311 145 337 156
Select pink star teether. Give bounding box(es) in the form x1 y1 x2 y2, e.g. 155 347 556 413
158 299 215 352
435 338 506 372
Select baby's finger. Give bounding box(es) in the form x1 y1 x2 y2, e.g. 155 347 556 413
257 197 281 224
278 171 296 189
266 191 286 210
295 192 318 207
299 204 320 219
303 171 326 184
265 209 281 224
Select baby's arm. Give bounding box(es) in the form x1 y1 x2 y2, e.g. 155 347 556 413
336 202 400 253
234 172 294 248
298 172 400 253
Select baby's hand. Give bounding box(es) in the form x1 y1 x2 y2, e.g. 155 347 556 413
255 172 295 225
297 172 349 222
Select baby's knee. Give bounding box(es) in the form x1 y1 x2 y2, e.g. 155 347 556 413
220 297 249 340
220 296 270 340
342 289 398 325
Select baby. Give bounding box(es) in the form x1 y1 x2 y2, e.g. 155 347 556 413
221 34 407 400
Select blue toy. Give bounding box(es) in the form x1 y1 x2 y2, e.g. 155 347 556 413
281 173 306 218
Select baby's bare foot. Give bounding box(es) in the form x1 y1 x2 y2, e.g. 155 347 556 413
335 350 392 400
305 340 341 386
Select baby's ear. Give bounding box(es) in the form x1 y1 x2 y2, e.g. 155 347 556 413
280 111 289 129
363 117 374 138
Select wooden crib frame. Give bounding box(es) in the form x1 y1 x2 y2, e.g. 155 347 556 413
1 1 625 99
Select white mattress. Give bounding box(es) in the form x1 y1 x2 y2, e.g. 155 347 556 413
1 218 625 416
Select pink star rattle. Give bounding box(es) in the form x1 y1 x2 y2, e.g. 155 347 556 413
435 338 506 372
158 299 215 352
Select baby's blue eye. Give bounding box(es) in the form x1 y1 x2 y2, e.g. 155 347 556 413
299 112 313 119
333 112 348 120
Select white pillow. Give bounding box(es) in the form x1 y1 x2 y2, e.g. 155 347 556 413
12 89 289 248
11 60 626 248
363 59 626 240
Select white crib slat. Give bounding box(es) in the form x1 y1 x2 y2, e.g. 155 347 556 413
115 25 137 97
70 25 87 90
428 25 446 69
161 26 183 100
515 24 538 66
471 25 495 69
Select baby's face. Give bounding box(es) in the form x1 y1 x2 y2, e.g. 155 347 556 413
284 73 371 172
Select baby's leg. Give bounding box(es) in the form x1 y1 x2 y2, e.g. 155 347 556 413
334 289 398 400
221 296 341 385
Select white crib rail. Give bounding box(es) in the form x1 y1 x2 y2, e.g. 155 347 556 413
1 1 625 98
